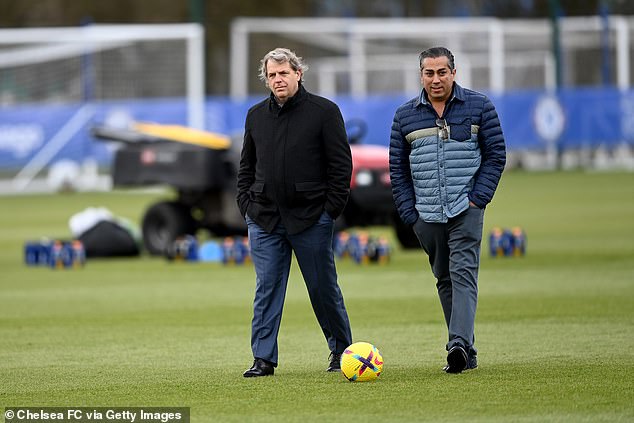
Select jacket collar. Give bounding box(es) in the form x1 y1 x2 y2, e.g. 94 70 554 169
415 82 465 108
269 84 307 113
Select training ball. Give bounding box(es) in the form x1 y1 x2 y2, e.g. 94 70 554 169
341 342 383 382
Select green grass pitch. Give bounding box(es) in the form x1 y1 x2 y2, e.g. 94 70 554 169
1 171 633 422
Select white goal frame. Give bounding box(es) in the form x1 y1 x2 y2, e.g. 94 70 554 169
229 16 633 99
0 24 205 128
0 24 205 193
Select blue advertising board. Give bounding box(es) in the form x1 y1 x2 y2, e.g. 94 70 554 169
1 87 632 172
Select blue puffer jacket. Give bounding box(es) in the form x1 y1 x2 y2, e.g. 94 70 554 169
389 83 506 225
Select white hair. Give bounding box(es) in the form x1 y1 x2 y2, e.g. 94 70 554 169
258 47 308 85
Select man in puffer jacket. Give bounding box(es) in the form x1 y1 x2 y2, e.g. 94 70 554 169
389 46 506 373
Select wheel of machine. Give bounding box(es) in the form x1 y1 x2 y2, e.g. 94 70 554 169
142 201 196 255
393 214 420 249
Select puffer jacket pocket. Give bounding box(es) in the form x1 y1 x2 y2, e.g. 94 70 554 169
447 117 472 142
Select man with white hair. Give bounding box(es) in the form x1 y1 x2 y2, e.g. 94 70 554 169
237 48 353 377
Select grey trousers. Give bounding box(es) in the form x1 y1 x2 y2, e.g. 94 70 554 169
412 206 484 357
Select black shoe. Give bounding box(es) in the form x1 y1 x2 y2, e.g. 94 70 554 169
467 353 478 370
443 353 477 372
243 358 275 378
326 352 342 372
445 345 468 374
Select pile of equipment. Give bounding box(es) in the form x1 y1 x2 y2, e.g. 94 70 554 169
165 235 251 265
24 239 86 269
333 231 391 264
488 227 527 257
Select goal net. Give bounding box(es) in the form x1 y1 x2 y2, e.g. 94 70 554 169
0 24 204 193
229 17 634 170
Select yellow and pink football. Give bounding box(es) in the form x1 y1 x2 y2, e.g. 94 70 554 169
341 342 383 382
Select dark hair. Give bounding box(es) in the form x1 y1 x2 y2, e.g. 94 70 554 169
419 47 455 71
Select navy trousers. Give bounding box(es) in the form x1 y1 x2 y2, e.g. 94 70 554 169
246 211 352 366
412 205 484 357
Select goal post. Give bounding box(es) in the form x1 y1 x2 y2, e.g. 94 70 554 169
229 16 633 99
0 24 205 193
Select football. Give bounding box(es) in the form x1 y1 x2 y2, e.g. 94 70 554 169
341 342 383 382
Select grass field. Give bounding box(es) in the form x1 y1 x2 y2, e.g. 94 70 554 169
1 171 633 422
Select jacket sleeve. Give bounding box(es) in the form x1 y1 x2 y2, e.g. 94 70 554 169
469 97 506 208
323 106 352 219
389 112 418 226
236 117 256 219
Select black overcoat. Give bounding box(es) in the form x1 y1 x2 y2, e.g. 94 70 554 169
237 85 352 235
